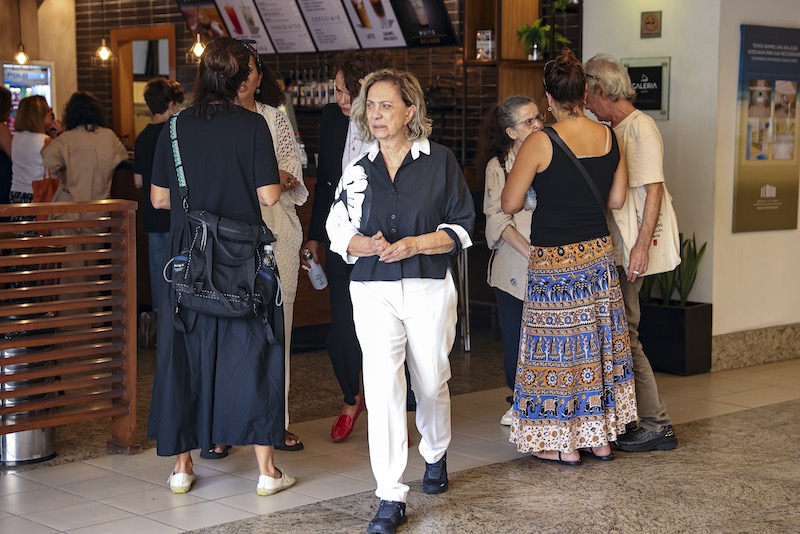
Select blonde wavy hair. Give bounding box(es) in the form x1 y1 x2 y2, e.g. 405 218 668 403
350 68 432 142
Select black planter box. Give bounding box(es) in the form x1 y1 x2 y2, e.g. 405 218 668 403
638 301 713 375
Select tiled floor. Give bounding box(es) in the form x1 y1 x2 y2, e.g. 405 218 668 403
2 358 800 533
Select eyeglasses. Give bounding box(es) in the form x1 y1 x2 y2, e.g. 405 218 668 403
513 113 546 129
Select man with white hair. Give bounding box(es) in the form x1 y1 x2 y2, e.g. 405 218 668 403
584 54 678 452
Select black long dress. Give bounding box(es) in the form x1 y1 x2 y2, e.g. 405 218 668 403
147 105 284 456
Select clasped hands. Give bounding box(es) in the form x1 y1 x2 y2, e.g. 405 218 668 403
369 231 418 263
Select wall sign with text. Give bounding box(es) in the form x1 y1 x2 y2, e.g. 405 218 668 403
621 57 670 121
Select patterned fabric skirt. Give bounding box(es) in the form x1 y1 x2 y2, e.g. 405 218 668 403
509 236 637 453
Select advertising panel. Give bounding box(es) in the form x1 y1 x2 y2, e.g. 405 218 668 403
255 0 316 53
343 0 406 49
733 25 800 232
297 0 360 52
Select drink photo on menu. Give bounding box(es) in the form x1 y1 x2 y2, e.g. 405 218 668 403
370 0 392 28
391 0 457 46
352 0 372 29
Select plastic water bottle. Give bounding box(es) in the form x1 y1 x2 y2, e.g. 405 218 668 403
296 132 308 169
523 186 537 211
301 249 328 290
263 244 276 269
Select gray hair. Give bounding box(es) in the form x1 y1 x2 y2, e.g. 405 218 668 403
585 54 636 102
497 95 536 131
351 68 432 142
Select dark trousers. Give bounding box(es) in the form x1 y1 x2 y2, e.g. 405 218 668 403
326 254 363 406
494 288 524 393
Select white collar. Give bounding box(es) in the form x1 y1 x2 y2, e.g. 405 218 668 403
367 138 430 161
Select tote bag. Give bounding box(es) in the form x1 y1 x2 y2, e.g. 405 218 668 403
612 183 681 276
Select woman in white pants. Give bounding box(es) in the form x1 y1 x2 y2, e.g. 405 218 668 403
326 68 474 534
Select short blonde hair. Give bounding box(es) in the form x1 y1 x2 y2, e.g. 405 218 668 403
585 54 636 102
351 68 432 142
15 95 50 133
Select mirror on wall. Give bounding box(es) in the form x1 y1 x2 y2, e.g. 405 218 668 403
132 39 170 138
111 25 176 145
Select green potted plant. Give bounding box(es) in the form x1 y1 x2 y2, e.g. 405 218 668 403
516 19 569 61
639 233 713 375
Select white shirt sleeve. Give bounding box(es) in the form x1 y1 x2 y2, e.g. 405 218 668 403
325 160 368 264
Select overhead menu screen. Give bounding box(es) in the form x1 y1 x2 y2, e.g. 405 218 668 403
214 0 275 54
176 0 228 40
255 0 316 53
343 0 406 49
296 0 360 52
175 0 456 53
390 0 457 47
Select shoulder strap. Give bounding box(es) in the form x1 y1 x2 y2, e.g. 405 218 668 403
168 112 188 212
543 127 605 215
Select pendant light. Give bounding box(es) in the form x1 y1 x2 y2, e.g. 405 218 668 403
186 33 206 64
91 2 114 66
14 1 29 65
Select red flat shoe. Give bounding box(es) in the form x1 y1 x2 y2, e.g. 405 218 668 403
331 397 365 442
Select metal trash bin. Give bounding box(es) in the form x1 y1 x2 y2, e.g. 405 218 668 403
0 316 57 466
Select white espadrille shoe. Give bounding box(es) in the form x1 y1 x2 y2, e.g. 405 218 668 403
256 469 296 496
167 472 197 494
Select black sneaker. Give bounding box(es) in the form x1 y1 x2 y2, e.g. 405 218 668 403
422 453 448 494
367 500 407 534
615 425 678 452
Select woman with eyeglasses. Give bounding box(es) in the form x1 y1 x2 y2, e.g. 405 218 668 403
501 49 635 466
477 95 543 426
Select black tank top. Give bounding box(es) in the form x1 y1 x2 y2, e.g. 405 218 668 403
530 126 619 247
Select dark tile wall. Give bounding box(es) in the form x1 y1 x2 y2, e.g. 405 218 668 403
74 0 466 164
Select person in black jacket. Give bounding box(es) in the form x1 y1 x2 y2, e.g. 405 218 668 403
301 50 390 442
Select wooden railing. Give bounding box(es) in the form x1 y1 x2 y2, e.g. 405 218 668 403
0 200 140 454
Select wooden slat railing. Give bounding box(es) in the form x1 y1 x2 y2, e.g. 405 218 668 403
0 200 140 454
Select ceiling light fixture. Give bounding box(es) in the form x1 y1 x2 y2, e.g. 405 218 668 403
14 2 29 65
91 3 114 66
186 33 206 64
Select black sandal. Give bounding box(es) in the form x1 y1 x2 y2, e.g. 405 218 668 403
199 445 230 459
275 432 303 452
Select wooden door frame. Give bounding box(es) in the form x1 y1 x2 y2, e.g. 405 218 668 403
110 25 176 143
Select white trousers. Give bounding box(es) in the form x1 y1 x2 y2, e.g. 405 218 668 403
350 271 456 503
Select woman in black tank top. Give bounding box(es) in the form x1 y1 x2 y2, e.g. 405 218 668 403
499 49 637 468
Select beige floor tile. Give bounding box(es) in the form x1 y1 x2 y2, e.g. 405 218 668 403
0 486 87 515
145 501 253 531
289 473 374 500
58 473 161 500
338 464 425 484
184 472 255 501
0 515 59 534
83 449 175 474
235 462 332 482
712 385 800 408
292 450 372 472
15 462 113 487
450 440 527 464
216 489 320 515
98 486 206 515
22 500 133 531
0 474 47 496
66 515 183 534
125 463 225 486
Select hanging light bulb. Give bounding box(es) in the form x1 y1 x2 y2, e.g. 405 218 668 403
14 1 29 65
187 34 206 64
95 38 113 62
14 43 29 65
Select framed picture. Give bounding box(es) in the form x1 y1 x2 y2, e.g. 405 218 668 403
621 56 671 120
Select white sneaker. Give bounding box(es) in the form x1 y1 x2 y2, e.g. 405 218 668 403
167 472 197 494
500 407 514 426
257 469 296 496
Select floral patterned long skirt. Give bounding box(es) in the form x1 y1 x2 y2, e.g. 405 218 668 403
510 236 637 453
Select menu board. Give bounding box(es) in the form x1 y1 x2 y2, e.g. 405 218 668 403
390 0 457 47
296 0 360 52
214 0 275 54
255 0 316 53
343 0 406 49
176 0 228 40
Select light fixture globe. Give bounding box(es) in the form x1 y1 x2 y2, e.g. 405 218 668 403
14 44 29 65
95 38 113 62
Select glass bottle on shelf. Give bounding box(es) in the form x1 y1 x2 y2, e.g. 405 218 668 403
295 131 308 168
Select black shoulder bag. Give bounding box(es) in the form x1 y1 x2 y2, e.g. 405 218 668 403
165 113 282 339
